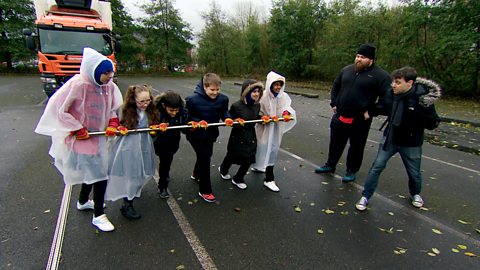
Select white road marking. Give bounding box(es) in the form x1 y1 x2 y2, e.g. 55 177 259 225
45 185 72 270
279 148 480 247
166 192 218 270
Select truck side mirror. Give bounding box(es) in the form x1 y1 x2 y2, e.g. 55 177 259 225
23 28 33 36
115 41 121 53
26 36 36 51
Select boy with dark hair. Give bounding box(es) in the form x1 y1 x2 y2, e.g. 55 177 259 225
355 66 441 211
153 91 188 199
186 73 230 202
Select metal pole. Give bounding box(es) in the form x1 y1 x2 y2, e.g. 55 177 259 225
88 117 294 136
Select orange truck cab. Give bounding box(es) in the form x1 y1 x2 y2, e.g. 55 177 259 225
23 0 121 97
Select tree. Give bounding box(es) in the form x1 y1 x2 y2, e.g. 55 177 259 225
197 2 243 74
140 0 193 71
0 0 35 69
110 0 143 71
268 0 326 78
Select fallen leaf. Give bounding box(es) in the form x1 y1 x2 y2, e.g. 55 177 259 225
457 220 471 225
294 206 302 213
310 202 315 206
457 245 467 250
321 181 329 185
176 265 185 270
476 229 480 234
419 207 429 211
396 229 404 232
187 201 193 205
317 229 324 234
324 209 335 214
337 201 346 206
340 211 349 215
388 212 394 216
432 248 440 254
398 195 406 199
464 252 477 257
432 228 443 235
394 250 401 255
234 207 241 212
43 209 51 214
170 249 175 253
451 248 460 253
427 252 437 257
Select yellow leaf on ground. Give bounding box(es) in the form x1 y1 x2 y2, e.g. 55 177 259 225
464 252 477 257
432 248 440 254
457 219 471 225
427 252 437 257
457 245 467 250
419 207 429 211
388 212 394 216
324 209 335 214
432 228 443 235
317 229 324 234
451 248 460 253
294 206 302 213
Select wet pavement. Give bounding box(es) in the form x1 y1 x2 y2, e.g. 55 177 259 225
0 75 479 269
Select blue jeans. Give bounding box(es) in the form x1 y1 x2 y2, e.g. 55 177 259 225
362 139 422 199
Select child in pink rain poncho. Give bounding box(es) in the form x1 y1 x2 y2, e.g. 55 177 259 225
35 47 123 232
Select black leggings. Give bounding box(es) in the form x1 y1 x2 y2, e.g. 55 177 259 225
78 180 107 217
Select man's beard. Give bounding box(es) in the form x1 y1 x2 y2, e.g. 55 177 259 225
355 60 371 72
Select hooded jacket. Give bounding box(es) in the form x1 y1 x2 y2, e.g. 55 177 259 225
253 71 296 170
383 77 441 148
185 77 230 141
34 47 123 185
226 80 264 163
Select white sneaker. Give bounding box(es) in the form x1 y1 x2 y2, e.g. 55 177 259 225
355 196 368 211
92 214 115 232
218 167 231 180
232 179 247 190
77 200 94 210
77 200 106 211
264 181 279 192
251 167 265 173
412 194 424 208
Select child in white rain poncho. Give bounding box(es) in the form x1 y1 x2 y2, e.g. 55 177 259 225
251 71 296 192
105 85 160 220
35 47 123 232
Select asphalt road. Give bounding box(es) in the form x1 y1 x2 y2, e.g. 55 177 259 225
1 75 479 270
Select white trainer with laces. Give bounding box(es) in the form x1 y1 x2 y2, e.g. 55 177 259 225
355 196 368 211
412 194 424 208
232 179 247 190
77 200 94 211
218 167 232 180
264 181 280 192
92 214 115 232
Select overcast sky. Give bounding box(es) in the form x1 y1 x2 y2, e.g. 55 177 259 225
122 0 272 36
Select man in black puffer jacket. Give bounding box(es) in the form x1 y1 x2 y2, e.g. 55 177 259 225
355 66 441 211
315 43 391 182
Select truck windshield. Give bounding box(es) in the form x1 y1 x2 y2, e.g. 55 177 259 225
39 28 112 55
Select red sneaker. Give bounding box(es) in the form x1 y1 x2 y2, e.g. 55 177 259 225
198 192 216 203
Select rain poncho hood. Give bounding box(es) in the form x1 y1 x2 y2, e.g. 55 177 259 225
253 71 296 170
34 47 123 185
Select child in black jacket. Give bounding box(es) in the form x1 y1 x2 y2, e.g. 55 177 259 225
154 91 188 199
219 79 264 189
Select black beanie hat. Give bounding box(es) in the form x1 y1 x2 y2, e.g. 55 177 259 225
357 43 376 59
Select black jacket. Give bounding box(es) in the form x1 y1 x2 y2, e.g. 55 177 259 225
153 106 188 156
331 64 391 118
226 100 261 164
185 78 230 141
383 78 441 148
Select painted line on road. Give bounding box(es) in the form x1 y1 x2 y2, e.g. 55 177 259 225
366 139 479 174
166 191 218 270
279 148 480 247
46 184 72 270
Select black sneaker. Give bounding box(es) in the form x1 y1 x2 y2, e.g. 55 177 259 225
120 204 141 220
315 165 335 174
158 189 170 199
